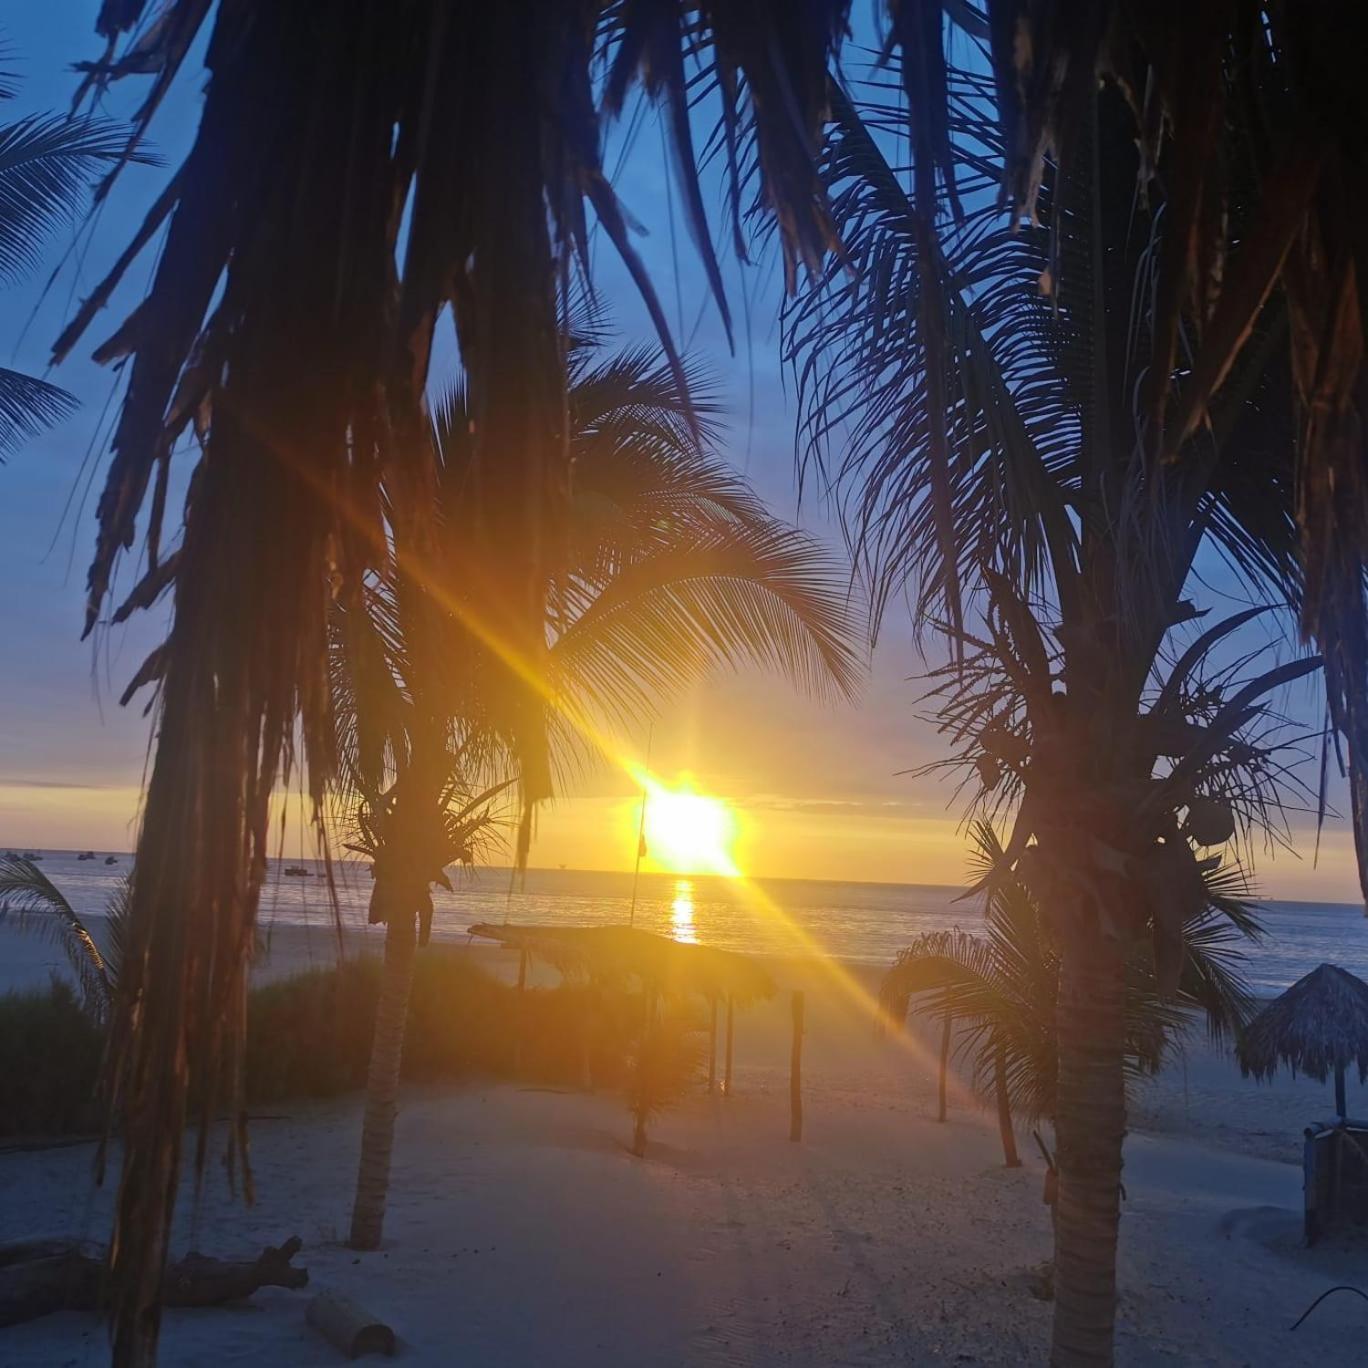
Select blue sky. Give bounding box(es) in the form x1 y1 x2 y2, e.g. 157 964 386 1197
0 6 1358 901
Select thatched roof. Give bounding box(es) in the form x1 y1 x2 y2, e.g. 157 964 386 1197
1237 964 1368 1085
466 923 775 1006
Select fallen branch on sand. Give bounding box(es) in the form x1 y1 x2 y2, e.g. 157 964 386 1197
0 1235 308 1327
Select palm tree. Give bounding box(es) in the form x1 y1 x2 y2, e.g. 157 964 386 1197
339 332 861 1250
57 5 1368 1360
626 1008 705 1158
0 855 125 1017
880 825 1261 1168
341 767 510 1249
788 72 1326 1366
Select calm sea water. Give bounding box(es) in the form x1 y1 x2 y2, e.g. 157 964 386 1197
10 849 1368 995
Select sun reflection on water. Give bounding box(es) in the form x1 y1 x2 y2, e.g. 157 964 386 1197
670 878 697 944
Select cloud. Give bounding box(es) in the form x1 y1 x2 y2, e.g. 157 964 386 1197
0 776 109 791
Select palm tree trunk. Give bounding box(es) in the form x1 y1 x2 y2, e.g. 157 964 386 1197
995 1039 1021 1167
1051 926 1127 1367
349 907 417 1251
632 1111 647 1157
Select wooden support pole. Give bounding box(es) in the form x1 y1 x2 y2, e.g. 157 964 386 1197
789 990 805 1143
708 997 718 1093
724 993 735 1097
937 1012 950 1123
1336 1061 1347 1119
513 948 528 1076
994 1041 1021 1167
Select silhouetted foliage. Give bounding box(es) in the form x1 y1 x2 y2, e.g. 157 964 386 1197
0 980 105 1137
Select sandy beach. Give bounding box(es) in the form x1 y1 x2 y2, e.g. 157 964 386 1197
3 930 1367 1365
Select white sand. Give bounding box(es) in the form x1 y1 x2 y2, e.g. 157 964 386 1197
3 937 1367 1364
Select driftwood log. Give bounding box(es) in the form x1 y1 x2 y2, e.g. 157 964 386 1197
307 1290 395 1358
0 1235 307 1327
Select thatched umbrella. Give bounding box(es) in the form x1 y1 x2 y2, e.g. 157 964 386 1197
1238 964 1368 1119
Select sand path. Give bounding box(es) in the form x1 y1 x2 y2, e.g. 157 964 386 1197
5 961 1368 1366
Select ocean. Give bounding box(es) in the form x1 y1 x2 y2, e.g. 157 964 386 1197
11 849 1368 997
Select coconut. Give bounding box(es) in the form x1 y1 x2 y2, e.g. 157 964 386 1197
1184 796 1235 847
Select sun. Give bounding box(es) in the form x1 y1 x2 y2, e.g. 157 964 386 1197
640 780 738 877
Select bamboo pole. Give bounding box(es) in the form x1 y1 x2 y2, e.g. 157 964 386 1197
723 993 735 1097
789 991 805 1142
628 726 652 928
708 996 718 1093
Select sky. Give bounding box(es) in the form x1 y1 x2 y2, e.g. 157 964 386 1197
0 6 1361 902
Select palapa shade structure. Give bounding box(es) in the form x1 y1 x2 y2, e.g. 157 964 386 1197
1237 963 1368 1118
467 923 776 1098
465 923 775 1006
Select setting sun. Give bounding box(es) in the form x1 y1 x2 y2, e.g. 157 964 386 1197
640 781 739 877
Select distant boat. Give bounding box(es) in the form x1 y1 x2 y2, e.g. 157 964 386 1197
23 852 41 861
78 851 96 861
104 855 119 865
283 864 312 877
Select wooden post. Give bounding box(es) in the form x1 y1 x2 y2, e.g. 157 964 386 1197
1336 1061 1347 1119
708 996 718 1093
724 994 735 1097
1304 1127 1319 1245
994 1041 1021 1167
580 984 598 1092
789 990 805 1142
937 1012 951 1123
513 948 528 1076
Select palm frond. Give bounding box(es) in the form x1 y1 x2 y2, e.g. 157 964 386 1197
0 855 112 1015
784 78 1078 637
883 824 1261 1124
0 113 144 283
552 521 861 725
0 367 76 459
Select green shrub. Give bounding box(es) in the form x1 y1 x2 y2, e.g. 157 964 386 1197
0 952 664 1136
0 979 105 1137
244 958 382 1103
243 950 638 1100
